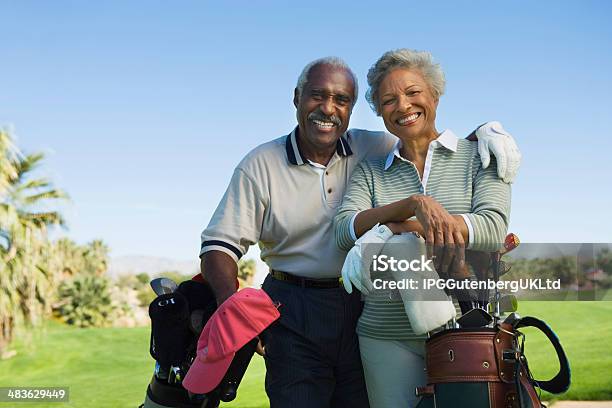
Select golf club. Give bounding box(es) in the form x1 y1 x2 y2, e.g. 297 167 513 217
168 365 182 384
154 361 168 381
488 294 518 315
502 312 521 328
501 233 520 256
150 277 179 296
491 233 520 324
189 309 206 335
456 308 493 328
149 278 187 385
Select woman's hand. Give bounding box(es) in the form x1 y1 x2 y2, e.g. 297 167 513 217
411 195 466 275
385 219 424 235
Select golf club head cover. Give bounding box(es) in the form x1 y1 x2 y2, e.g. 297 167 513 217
457 308 492 328
149 291 192 367
177 280 217 327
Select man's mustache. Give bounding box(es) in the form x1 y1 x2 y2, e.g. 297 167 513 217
308 112 342 127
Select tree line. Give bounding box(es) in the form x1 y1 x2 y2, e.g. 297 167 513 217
1 129 114 357
1 128 257 358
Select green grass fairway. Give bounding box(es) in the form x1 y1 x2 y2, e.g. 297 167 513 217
0 302 610 407
0 320 267 407
516 301 612 401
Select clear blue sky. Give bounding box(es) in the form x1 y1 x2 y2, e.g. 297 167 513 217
1 1 611 261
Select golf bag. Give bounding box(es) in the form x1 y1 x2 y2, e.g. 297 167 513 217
415 316 570 408
141 277 257 408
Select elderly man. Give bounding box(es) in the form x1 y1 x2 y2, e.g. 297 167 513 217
199 57 520 408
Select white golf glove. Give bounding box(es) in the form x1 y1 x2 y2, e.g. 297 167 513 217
341 223 393 295
476 121 521 183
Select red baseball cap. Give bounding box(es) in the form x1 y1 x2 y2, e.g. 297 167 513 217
182 288 280 394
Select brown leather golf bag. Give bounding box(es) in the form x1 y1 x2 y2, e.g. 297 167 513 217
415 316 570 408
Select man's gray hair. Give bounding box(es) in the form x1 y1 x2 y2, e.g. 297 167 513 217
295 56 359 106
366 49 446 115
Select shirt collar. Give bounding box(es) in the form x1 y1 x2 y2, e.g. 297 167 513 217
384 129 459 170
285 126 353 166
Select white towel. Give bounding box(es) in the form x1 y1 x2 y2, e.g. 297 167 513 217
378 233 456 335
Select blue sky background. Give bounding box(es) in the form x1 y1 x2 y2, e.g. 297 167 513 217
1 1 611 262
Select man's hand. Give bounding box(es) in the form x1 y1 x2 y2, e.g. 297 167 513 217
473 121 521 183
255 337 265 356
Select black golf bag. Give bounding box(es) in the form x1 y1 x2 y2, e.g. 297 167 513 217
415 315 570 408
140 277 258 408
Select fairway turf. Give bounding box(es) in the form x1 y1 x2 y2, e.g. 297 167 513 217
0 320 268 407
517 301 612 401
0 302 610 407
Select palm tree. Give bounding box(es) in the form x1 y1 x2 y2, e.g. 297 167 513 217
83 239 110 276
0 127 68 356
0 128 20 355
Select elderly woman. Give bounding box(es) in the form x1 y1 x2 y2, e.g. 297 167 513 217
334 49 511 407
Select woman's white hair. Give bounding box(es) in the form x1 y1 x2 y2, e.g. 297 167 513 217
366 49 446 115
296 56 359 107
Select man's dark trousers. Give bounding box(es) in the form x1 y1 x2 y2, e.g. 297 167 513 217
260 275 369 408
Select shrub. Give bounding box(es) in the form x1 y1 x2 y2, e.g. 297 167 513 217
136 287 157 307
135 272 150 285
54 276 116 327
